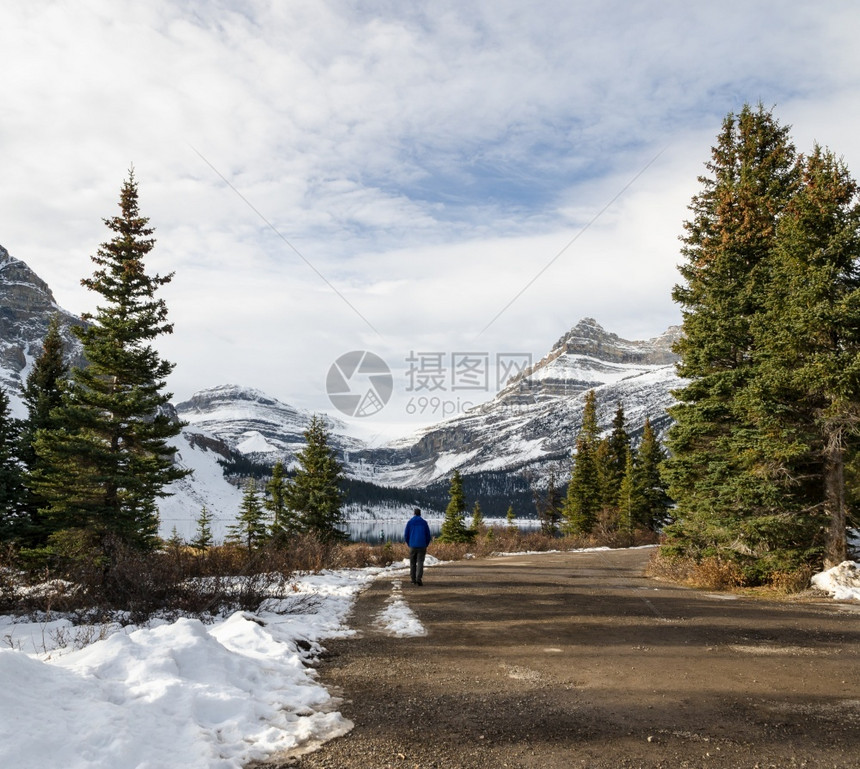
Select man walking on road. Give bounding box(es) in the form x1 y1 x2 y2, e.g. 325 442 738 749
404 508 432 585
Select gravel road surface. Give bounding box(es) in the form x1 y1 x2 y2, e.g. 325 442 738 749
254 547 860 769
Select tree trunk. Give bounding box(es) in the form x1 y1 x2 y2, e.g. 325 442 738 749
823 426 847 568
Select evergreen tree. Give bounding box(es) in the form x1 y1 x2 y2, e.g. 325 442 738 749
0 388 23 542
31 171 188 559
228 479 269 551
18 315 69 546
190 506 215 553
662 105 799 567
506 504 516 530
535 469 562 536
286 415 347 542
563 390 601 535
594 437 615 512
166 526 184 550
438 469 472 543
604 403 630 508
470 501 484 533
752 146 860 567
617 446 639 535
634 418 671 531
265 460 298 543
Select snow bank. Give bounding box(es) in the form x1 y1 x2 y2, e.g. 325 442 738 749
811 560 860 601
0 566 384 769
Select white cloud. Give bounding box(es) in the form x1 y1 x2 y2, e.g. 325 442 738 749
2 0 860 433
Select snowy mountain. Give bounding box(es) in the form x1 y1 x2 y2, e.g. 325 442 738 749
0 244 85 417
0 247 684 530
345 319 683 488
174 384 364 462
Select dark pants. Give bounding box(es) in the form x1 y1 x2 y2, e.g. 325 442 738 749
409 547 427 583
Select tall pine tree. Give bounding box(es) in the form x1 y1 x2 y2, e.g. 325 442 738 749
265 460 298 544
0 387 22 542
190 506 215 553
662 105 799 568
19 314 69 546
438 469 472 543
286 416 347 543
228 479 269 552
752 146 860 567
563 390 601 535
603 403 630 509
32 171 187 559
634 418 670 531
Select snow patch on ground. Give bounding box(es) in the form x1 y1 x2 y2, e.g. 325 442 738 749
374 577 427 638
0 565 386 769
811 561 860 601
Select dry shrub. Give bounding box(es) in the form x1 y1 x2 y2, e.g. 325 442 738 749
694 557 747 590
768 565 814 594
291 534 337 572
647 550 746 590
330 541 411 569
332 542 376 569
428 541 471 561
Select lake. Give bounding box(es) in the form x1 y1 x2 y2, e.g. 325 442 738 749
343 518 541 543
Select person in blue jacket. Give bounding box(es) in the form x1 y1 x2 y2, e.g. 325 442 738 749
404 508 432 585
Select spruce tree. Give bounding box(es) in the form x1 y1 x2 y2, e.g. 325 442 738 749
286 415 347 542
228 479 269 551
753 146 860 567
265 460 298 543
438 469 472 543
31 171 188 559
0 387 23 542
604 403 630 508
662 105 799 567
470 501 484 533
506 504 516 530
563 390 601 535
535 469 562 536
190 506 215 553
634 418 671 531
617 446 639 535
19 315 69 546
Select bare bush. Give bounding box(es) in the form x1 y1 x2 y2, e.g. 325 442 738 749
647 550 747 590
768 565 814 594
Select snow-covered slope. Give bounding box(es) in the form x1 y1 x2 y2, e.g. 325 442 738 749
346 319 683 487
157 431 244 541
174 384 364 462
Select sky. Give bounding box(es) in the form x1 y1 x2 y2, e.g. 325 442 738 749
3 0 860 439
1 551 855 768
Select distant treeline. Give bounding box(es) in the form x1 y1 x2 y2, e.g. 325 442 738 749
220 453 537 519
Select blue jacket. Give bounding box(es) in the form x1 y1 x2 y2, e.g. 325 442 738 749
404 515 432 548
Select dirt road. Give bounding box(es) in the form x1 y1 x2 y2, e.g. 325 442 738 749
262 547 860 768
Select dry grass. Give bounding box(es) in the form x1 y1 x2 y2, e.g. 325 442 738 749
647 550 747 590
647 550 815 595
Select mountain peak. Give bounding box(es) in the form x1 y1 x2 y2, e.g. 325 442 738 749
0 244 84 410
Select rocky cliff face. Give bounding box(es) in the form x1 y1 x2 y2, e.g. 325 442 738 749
497 318 680 404
0 244 84 414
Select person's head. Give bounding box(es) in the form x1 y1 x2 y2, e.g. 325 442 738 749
413 508 421 516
